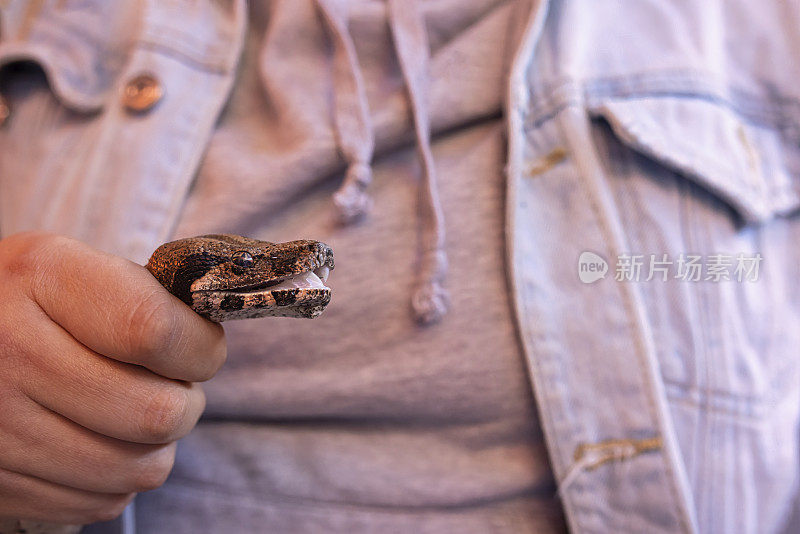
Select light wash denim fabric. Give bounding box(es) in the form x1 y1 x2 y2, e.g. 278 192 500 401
3 0 800 533
0 0 245 263
507 1 800 532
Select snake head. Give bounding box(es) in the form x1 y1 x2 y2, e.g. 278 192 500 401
146 234 334 321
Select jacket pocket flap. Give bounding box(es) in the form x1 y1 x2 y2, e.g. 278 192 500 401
589 98 799 225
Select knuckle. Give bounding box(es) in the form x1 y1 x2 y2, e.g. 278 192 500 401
132 447 176 491
127 289 180 362
0 378 24 422
0 315 40 395
0 322 16 355
136 387 192 443
0 231 59 280
0 322 25 371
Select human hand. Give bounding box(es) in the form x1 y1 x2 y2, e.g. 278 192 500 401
0 232 226 525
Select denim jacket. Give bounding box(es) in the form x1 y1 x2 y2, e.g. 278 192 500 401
3 1 800 533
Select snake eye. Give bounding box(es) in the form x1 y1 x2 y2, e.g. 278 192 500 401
232 250 254 268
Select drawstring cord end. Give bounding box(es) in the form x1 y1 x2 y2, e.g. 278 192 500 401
333 162 373 223
412 279 449 325
411 248 449 325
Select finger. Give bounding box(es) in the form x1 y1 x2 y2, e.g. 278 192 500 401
7 232 226 382
1 391 177 493
0 468 134 526
15 303 205 444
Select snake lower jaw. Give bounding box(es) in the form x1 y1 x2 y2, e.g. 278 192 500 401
191 269 332 322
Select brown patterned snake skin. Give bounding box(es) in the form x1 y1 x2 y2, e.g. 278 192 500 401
0 235 333 534
146 234 334 322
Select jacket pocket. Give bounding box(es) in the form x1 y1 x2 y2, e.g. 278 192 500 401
588 97 800 225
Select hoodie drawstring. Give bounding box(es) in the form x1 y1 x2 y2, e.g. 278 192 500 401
387 0 448 325
316 0 449 325
315 0 376 223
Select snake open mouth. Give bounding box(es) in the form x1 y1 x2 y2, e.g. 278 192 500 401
234 266 331 293
194 264 333 321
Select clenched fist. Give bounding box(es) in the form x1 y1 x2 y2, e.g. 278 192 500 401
0 232 226 524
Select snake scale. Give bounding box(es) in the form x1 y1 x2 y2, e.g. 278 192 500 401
1 235 333 534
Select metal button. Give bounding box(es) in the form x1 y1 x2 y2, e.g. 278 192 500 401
0 94 9 127
122 74 163 113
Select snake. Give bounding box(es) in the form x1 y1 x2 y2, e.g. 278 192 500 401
0 234 334 534
146 234 334 321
